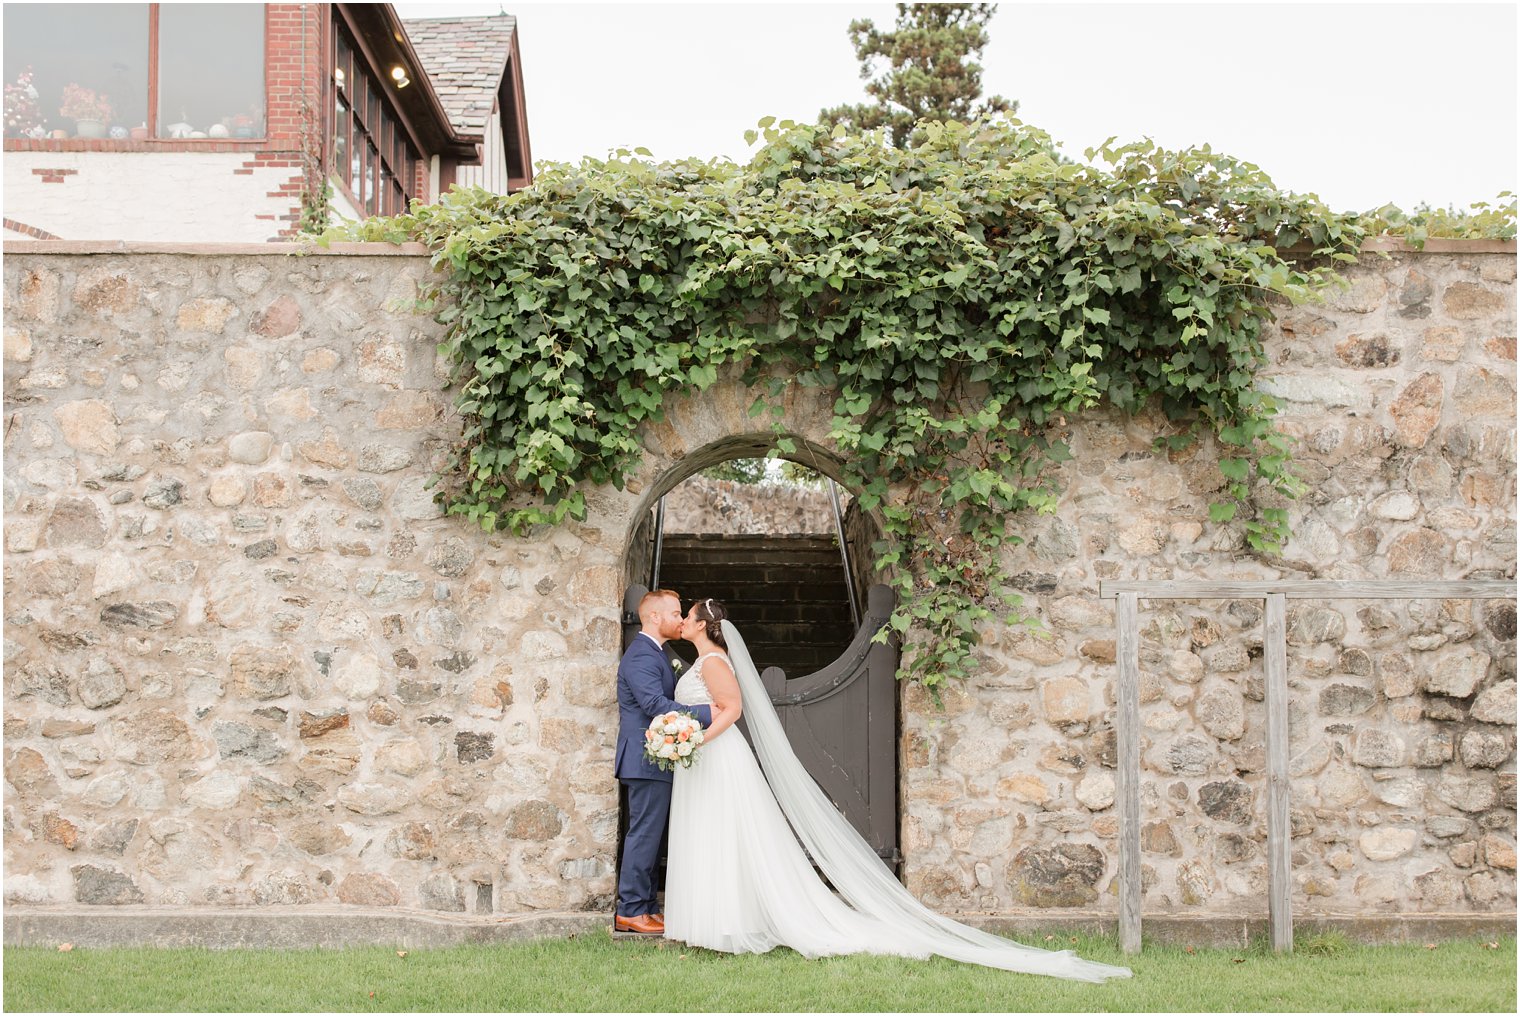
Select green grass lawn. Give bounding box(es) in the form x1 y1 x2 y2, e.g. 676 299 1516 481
3 930 1514 1013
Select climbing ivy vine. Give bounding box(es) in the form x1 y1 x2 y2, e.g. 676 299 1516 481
324 116 1385 693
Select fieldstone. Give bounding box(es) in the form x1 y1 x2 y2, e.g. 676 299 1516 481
1465 871 1502 906
1075 772 1114 811
1379 654 1418 698
288 821 351 856
519 629 567 662
141 478 183 511
251 472 292 508
251 294 301 337
357 337 406 387
251 873 314 906
1041 677 1090 725
1459 731 1510 769
99 600 180 631
1450 841 1479 868
1177 859 1214 906
1287 605 1346 646
1319 683 1376 716
1436 775 1496 813
368 699 400 726
177 296 237 333
1425 649 1490 697
1413 868 1458 906
1007 844 1104 907
41 812 79 850
1470 680 1515 724
42 719 96 738
1197 686 1245 739
376 738 430 777
1217 833 1258 864
427 537 475 578
1388 373 1444 448
357 444 413 473
1209 643 1251 673
361 571 426 606
1257 374 1357 407
223 347 263 389
53 399 119 456
1370 776 1425 808
229 644 296 700
44 498 108 548
1334 333 1399 368
337 873 400 907
1080 639 1116 664
387 821 438 860
1009 629 1066 665
1352 728 1405 768
114 709 198 765
333 652 384 699
1483 334 1516 360
1443 282 1507 320
82 771 127 808
1161 648 1205 684
72 864 145 905
418 872 467 911
1368 491 1420 521
505 800 563 841
338 783 408 816
1386 528 1450 577
394 477 444 520
1141 821 1181 856
1480 834 1516 870
5 325 33 361
1427 815 1471 839
77 656 127 709
1484 602 1516 642
1163 734 1213 776
228 432 274 465
302 347 340 372
1404 733 1453 766
295 708 347 738
90 818 139 856
456 731 496 763
1198 780 1253 824
1331 273 1387 313
377 390 443 429
297 427 351 469
25 557 80 598
997 774 1051 805
1359 827 1417 861
341 477 384 512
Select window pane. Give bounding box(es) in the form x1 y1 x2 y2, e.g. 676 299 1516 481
158 4 264 138
367 141 380 216
334 29 352 105
3 4 148 138
333 94 348 188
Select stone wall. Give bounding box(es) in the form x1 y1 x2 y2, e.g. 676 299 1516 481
2 243 1514 924
661 473 835 535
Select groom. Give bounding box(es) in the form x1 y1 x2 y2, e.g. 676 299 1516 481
614 589 713 934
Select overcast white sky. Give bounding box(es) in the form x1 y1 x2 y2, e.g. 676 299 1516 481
394 0 1517 213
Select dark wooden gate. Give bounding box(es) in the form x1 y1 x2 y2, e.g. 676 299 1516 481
620 582 901 870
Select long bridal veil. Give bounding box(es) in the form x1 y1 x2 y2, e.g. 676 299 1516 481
720 620 1132 982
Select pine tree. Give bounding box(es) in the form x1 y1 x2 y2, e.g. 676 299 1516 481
819 4 1015 147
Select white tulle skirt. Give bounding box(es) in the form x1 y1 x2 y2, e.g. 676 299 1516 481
664 726 932 960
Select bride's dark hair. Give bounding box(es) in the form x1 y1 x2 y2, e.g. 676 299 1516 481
695 598 728 648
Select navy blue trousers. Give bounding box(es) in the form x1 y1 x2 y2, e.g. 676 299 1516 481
617 777 671 917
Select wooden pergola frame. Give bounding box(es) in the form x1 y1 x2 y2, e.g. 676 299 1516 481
1098 578 1516 955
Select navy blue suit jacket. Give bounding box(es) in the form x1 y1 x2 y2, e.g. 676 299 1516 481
615 634 713 782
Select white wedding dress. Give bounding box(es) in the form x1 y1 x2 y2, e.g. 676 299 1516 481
662 622 1132 982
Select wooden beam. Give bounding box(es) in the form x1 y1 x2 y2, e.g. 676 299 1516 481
1116 591 1142 955
1098 580 1515 600
1263 592 1292 953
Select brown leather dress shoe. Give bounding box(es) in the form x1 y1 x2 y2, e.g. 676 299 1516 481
615 913 663 934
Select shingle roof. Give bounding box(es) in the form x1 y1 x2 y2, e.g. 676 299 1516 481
402 14 517 135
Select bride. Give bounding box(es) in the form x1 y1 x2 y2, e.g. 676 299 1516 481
662 598 1132 982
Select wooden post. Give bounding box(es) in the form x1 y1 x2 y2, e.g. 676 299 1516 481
1263 592 1292 953
1116 592 1142 955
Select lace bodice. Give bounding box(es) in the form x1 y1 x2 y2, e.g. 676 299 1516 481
675 652 729 707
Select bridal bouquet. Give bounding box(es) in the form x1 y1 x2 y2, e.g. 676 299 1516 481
643 711 705 771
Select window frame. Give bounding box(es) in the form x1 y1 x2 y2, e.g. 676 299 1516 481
328 16 422 219
2 2 269 152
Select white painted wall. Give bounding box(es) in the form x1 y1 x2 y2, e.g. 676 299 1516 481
453 104 509 194
326 179 363 226
3 152 302 242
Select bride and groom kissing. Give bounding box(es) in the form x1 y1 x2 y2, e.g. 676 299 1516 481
612 588 1132 980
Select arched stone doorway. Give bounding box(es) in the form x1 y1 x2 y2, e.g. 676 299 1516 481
603 409 903 912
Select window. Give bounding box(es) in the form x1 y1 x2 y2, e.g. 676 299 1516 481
157 5 264 139
331 22 420 216
3 4 148 139
2 3 263 141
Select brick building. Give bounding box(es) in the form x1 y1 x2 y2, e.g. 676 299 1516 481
1 3 531 242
